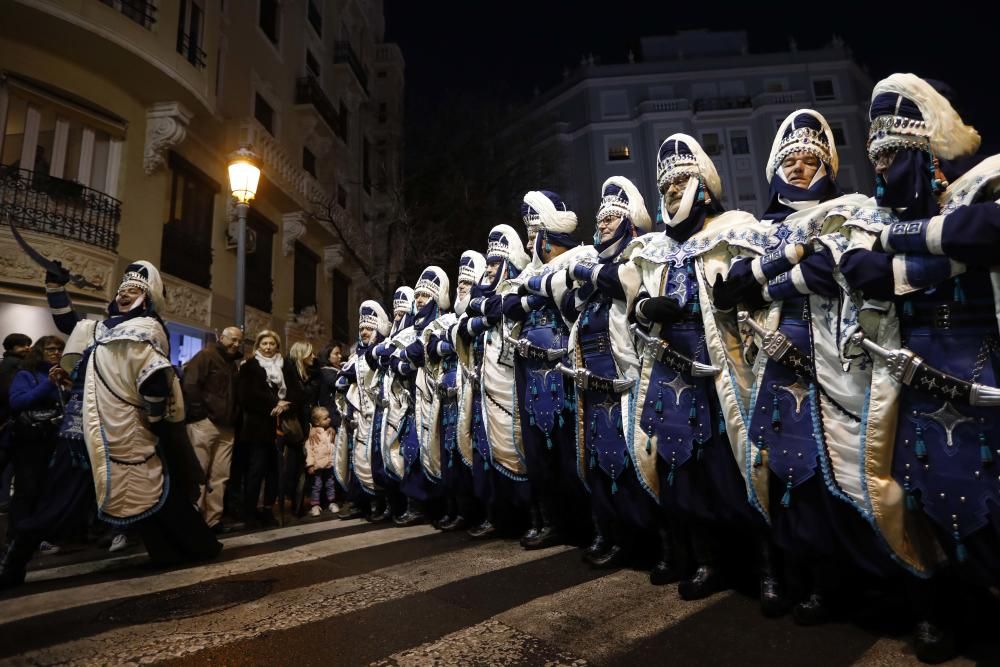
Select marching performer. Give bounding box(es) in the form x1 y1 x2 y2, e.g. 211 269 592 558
504 191 588 549
840 74 998 663
335 300 392 520
427 251 486 531
713 111 906 622
456 225 531 537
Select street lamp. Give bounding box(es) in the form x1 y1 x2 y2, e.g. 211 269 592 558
227 146 261 331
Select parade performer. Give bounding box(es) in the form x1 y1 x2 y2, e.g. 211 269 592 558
712 110 907 622
389 266 452 525
455 225 531 537
1 261 219 588
336 300 391 520
424 251 486 531
840 73 997 663
525 177 657 568
503 191 588 549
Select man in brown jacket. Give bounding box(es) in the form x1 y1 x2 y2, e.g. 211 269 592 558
184 327 243 531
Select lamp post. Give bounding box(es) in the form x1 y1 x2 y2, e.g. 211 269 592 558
227 146 261 331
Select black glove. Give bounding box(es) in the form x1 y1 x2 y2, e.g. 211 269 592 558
637 296 684 325
45 260 71 286
712 273 765 311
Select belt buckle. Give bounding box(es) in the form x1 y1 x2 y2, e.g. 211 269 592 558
934 304 951 329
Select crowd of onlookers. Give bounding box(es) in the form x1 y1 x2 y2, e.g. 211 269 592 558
0 326 352 560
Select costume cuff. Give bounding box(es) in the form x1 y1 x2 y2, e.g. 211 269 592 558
752 244 800 283
881 217 944 255
766 266 809 301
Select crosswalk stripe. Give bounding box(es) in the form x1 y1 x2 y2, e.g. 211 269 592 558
372 569 727 666
24 517 371 584
2 538 577 666
0 523 438 625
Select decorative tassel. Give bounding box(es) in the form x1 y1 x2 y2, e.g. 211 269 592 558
529 414 535 426
558 413 565 428
905 484 918 511
550 379 558 395
531 382 538 397
691 300 701 314
688 396 698 425
546 435 553 450
914 425 927 460
981 432 993 465
902 300 913 317
875 176 885 200
545 237 552 254
696 185 705 203
589 448 597 469
655 389 663 414
667 461 676 487
771 395 782 431
754 436 766 468
953 277 966 304
484 459 490 471
590 416 597 435
781 480 792 508
611 477 618 494
696 441 704 461
646 436 652 454
718 412 726 434
954 531 968 563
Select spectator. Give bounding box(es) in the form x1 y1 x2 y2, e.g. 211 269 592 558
7 336 64 541
305 406 338 516
237 330 302 529
315 343 345 427
184 327 243 533
286 342 317 514
0 333 32 510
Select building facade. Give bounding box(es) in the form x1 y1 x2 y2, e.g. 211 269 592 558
0 0 404 361
518 31 874 233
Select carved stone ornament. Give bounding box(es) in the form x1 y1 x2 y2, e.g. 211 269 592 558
286 305 328 345
144 102 193 175
245 306 273 339
282 211 308 256
0 228 114 299
323 244 345 278
161 273 211 328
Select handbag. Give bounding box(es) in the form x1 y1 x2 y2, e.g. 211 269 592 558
13 375 63 440
276 412 304 446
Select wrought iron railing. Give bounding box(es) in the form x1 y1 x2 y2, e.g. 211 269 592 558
98 0 157 29
178 32 207 68
334 41 369 94
0 166 121 251
295 76 340 136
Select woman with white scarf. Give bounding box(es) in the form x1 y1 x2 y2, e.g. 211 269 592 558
237 330 303 528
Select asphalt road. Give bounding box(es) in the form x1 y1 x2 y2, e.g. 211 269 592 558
0 516 997 666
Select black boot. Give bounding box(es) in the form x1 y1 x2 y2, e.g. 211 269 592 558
394 498 427 527
434 497 457 530
366 496 386 522
758 536 788 618
523 495 564 550
337 501 365 520
649 523 681 586
0 537 39 591
519 502 541 547
792 591 830 626
913 619 957 664
585 517 624 568
678 528 724 600
582 510 607 562
468 505 497 539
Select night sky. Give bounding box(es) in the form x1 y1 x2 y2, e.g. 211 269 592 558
385 0 999 153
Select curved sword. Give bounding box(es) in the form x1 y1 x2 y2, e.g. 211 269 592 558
5 212 101 289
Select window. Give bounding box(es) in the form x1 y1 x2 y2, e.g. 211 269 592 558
330 269 351 342
99 0 156 29
601 91 629 119
306 49 320 78
812 78 836 102
830 122 847 146
730 130 750 155
254 93 274 135
701 132 723 156
337 184 347 209
259 0 280 45
177 0 206 68
302 146 316 177
363 138 372 192
307 0 322 36
245 210 274 312
161 153 218 288
606 135 632 162
294 242 318 313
